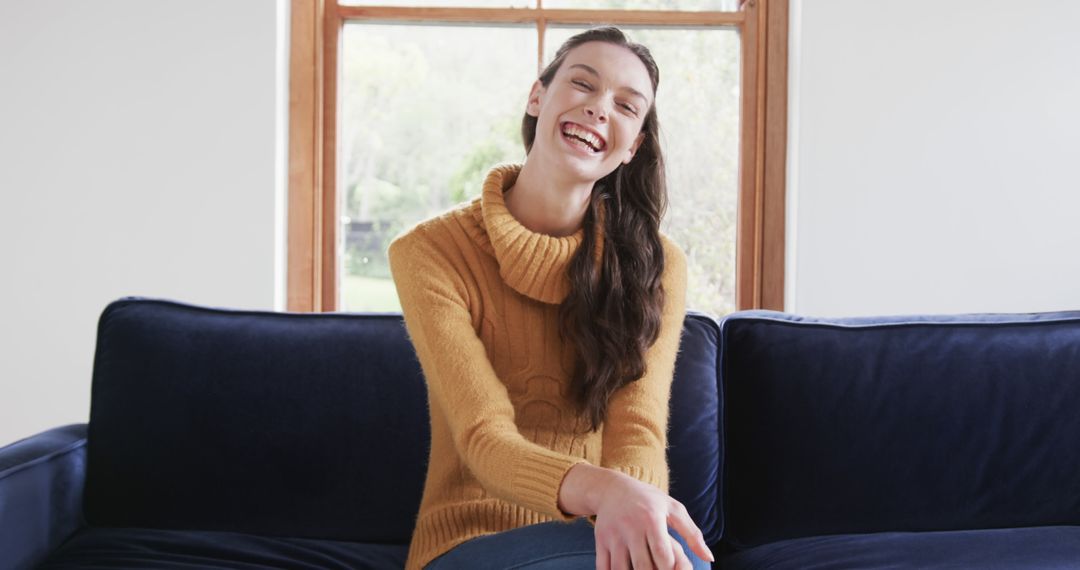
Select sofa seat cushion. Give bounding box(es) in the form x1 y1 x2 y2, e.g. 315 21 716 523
721 525 1080 569
36 526 407 569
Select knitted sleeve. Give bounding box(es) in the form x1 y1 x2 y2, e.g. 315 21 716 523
388 229 589 523
598 234 689 495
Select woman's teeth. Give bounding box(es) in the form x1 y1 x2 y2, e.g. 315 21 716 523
564 132 598 153
561 123 603 152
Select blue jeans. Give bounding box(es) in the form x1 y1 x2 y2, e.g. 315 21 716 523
425 516 711 569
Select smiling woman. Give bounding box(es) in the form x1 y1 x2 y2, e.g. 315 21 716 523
387 25 714 570
512 38 654 207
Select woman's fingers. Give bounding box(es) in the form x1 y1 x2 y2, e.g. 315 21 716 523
596 542 609 570
668 534 694 570
667 504 714 563
629 533 656 570
612 542 633 570
598 532 631 570
646 524 677 569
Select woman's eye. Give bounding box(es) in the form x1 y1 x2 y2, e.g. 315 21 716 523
573 79 636 115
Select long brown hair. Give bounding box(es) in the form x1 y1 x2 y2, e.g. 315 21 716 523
521 26 667 433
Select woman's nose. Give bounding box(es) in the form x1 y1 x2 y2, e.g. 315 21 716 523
585 104 607 123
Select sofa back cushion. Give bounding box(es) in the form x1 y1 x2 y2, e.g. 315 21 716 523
719 310 1080 550
84 297 722 544
669 311 723 545
85 298 431 542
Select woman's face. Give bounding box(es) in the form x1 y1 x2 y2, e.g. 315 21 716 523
526 41 653 182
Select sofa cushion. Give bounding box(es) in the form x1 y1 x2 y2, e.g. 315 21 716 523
84 298 431 542
720 525 1080 569
719 310 1080 549
668 311 723 545
36 526 407 569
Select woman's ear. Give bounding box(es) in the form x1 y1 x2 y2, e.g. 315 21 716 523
526 80 546 118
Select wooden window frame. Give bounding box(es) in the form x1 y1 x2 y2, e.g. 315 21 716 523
287 0 788 312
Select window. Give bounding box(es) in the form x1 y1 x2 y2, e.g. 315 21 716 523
288 0 788 314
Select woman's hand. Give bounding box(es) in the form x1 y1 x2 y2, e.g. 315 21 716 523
558 463 713 569
592 470 712 570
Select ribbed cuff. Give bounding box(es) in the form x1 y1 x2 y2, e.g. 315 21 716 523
511 448 589 521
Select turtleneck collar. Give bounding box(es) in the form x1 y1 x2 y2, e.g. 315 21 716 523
477 162 604 305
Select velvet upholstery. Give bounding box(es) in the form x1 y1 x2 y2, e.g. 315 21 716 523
0 424 87 570
722 525 1080 569
83 299 431 542
37 527 409 569
718 310 1080 552
668 312 724 546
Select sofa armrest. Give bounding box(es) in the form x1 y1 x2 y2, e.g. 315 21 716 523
0 423 88 570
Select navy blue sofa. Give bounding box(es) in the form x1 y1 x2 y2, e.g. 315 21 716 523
2 296 1079 569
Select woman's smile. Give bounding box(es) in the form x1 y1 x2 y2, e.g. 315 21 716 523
560 121 607 151
560 125 604 157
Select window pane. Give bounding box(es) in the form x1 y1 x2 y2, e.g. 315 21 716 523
339 0 533 7
338 23 537 312
543 0 740 10
339 23 740 316
545 26 741 316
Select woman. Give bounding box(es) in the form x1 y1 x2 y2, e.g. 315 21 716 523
388 26 712 570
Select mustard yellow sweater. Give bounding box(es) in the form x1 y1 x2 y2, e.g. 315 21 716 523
387 162 688 570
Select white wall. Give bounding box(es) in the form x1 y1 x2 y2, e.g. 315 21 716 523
786 0 1080 317
0 0 286 444
4 0 1078 444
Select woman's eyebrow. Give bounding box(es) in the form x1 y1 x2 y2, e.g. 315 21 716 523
568 63 648 104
